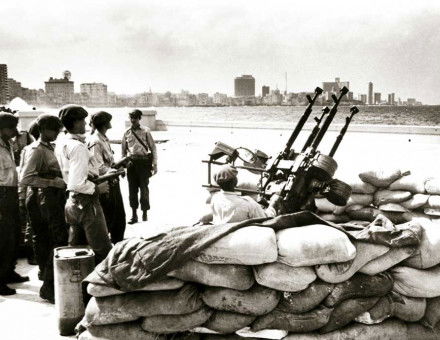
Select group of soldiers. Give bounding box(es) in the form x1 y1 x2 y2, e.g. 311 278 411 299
0 106 157 303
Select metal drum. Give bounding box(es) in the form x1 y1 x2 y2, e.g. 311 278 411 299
325 179 353 206
310 154 338 181
54 246 95 335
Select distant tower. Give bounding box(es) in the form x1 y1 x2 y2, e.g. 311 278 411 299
0 64 9 104
234 75 255 97
262 86 270 97
63 70 71 80
284 72 287 95
368 82 373 105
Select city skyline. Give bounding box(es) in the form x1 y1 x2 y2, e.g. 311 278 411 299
1 1 439 103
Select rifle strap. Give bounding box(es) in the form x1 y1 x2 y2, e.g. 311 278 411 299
130 128 152 154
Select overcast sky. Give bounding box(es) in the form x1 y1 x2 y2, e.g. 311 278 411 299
1 0 439 103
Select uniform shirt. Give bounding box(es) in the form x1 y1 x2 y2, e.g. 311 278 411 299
210 190 276 224
19 139 65 189
121 125 157 165
87 131 114 176
0 137 18 187
55 133 96 195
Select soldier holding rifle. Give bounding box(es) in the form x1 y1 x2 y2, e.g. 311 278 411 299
55 105 112 264
87 111 126 244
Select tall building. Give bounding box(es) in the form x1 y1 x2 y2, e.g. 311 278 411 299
7 78 22 100
360 94 367 104
374 92 381 105
262 85 270 97
234 75 255 97
322 77 350 102
387 93 395 105
0 64 9 104
368 82 373 105
80 82 108 106
45 71 74 105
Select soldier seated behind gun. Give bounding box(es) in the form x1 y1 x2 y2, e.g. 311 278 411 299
199 165 282 225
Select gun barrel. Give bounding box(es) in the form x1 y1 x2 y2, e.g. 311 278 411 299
301 106 330 152
329 106 358 157
92 169 125 184
283 87 323 154
310 86 349 151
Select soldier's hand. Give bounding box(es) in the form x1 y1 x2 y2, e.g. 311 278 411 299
151 163 158 176
96 182 109 195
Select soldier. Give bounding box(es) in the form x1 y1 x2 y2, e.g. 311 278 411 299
0 113 29 296
122 109 157 223
19 114 68 303
87 111 126 244
55 105 112 264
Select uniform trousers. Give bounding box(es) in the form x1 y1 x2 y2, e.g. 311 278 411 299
127 157 152 211
99 180 126 244
65 192 112 264
0 187 19 282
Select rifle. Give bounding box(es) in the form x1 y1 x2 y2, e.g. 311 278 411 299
90 169 125 185
261 87 323 191
265 86 351 213
112 156 131 169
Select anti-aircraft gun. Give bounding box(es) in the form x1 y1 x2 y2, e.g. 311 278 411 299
202 85 359 214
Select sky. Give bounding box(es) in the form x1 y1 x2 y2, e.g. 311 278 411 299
1 0 440 103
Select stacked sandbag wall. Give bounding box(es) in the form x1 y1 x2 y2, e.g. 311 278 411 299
316 169 440 225
78 218 440 340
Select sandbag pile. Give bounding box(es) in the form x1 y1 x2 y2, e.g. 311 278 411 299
316 169 440 225
78 219 440 340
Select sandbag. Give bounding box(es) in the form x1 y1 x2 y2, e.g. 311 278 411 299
346 207 380 221
253 262 316 292
392 265 440 298
359 169 405 188
389 175 427 193
393 295 426 322
425 178 440 194
427 195 440 209
203 311 256 333
202 285 280 316
317 214 350 224
140 306 213 334
277 224 356 267
277 281 334 314
78 322 165 340
236 327 288 340
347 178 377 194
324 272 393 307
83 284 203 326
359 246 417 275
344 204 365 213
168 260 254 290
86 278 185 297
380 211 409 224
251 306 333 333
378 203 407 212
316 241 389 283
320 297 380 333
425 208 440 216
373 190 412 206
346 194 373 207
314 198 337 213
355 295 393 325
196 226 277 265
401 194 430 210
421 297 440 329
404 219 440 269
